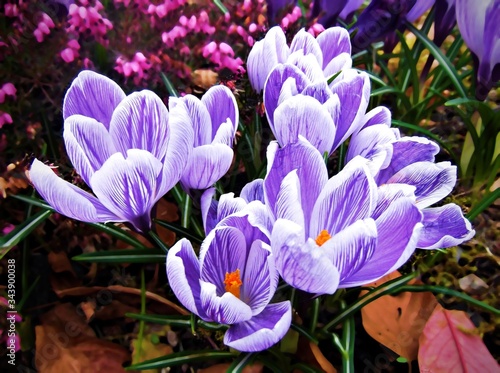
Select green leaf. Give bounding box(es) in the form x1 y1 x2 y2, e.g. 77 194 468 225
406 22 467 98
160 72 179 98
0 209 52 258
126 313 227 331
88 222 149 249
227 352 257 373
72 248 166 263
126 350 237 370
467 187 500 221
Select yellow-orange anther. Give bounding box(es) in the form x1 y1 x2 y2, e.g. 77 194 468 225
315 230 331 246
224 269 243 298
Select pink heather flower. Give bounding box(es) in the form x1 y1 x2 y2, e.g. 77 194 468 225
4 4 19 17
0 83 16 102
0 112 13 129
61 48 77 63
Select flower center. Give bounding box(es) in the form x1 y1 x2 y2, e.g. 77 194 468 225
315 230 331 246
224 269 243 298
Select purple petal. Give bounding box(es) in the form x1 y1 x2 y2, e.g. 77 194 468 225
274 171 306 227
330 70 370 150
241 240 277 314
264 139 328 232
171 95 211 146
264 64 310 127
200 281 253 324
247 26 290 92
290 29 324 67
316 26 352 72
166 238 207 319
373 183 416 220
199 227 247 295
301 80 335 105
418 204 475 250
478 1 500 91
322 53 353 81
224 301 292 352
376 137 440 183
271 219 340 294
287 52 326 83
240 179 265 203
273 95 336 154
90 149 164 232
29 159 120 223
345 123 397 171
361 106 392 128
322 219 378 286
387 161 456 208
347 198 423 285
63 70 125 127
202 85 239 138
161 103 194 193
455 0 488 57
109 91 170 161
212 120 236 147
339 0 364 19
216 208 271 247
63 115 116 186
310 156 377 236
200 188 218 234
180 144 233 190
216 193 248 226
406 0 436 22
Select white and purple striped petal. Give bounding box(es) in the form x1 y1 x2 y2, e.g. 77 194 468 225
29 159 120 223
224 301 292 352
90 149 164 232
271 219 340 295
166 239 208 320
62 70 126 126
418 204 475 250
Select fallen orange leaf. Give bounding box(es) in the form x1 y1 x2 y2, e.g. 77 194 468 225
360 271 438 360
35 303 130 373
418 304 500 373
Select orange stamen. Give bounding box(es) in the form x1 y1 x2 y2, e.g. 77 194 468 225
224 269 243 298
315 230 331 246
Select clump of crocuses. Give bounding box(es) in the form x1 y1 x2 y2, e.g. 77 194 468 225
29 23 475 353
29 71 194 232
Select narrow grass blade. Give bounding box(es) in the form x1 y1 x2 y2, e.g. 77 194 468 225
0 209 52 258
72 248 166 263
406 22 467 98
467 187 500 221
88 223 149 249
126 350 237 370
160 72 179 98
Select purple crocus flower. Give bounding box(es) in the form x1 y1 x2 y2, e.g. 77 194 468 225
169 85 238 190
247 26 352 92
350 0 417 52
29 71 193 232
346 109 475 250
167 206 291 352
264 137 423 294
200 179 265 235
311 0 365 25
264 60 370 155
456 0 500 99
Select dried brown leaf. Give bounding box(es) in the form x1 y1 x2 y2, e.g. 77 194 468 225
360 271 438 360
